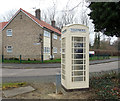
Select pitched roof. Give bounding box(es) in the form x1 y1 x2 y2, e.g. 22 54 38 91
0 22 8 31
2 8 61 35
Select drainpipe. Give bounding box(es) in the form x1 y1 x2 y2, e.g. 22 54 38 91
50 20 56 60
50 32 53 60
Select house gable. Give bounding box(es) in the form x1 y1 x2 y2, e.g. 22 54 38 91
2 10 43 56
2 8 61 35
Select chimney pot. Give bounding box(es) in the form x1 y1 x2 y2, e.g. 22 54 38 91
35 9 41 20
51 20 55 28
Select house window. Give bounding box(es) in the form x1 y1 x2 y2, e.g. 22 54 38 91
60 48 61 53
44 30 50 37
53 34 57 39
44 47 50 53
6 29 12 36
53 47 57 53
7 46 12 53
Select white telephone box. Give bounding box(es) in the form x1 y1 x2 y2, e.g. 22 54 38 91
61 24 89 90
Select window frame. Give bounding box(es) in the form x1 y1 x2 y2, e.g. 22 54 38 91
60 48 61 53
7 46 13 53
53 34 57 40
53 47 57 53
44 47 50 53
6 29 12 36
60 37 61 41
44 30 50 37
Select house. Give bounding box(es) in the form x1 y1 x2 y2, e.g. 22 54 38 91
0 8 61 60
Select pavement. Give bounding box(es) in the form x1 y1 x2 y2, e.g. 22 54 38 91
2 57 119 69
3 86 35 97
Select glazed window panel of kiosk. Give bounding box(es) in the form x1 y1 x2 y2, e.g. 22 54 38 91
74 49 83 53
74 54 83 59
73 71 83 76
72 60 83 64
72 65 84 70
72 36 85 82
74 43 83 48
74 77 83 81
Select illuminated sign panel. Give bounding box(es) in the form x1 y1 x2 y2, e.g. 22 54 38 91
70 28 86 32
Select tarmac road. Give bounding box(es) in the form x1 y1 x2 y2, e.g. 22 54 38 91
2 61 119 83
2 57 119 69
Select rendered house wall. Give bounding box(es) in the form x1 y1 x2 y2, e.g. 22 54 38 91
52 33 61 59
43 31 51 60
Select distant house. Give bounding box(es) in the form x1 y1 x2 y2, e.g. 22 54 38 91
0 8 61 60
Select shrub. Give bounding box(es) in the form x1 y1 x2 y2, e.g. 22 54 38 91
28 58 30 61
9 58 19 60
90 49 120 56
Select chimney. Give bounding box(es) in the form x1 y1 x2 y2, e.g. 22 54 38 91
51 20 55 28
35 9 41 20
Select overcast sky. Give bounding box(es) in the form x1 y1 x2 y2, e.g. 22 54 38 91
0 0 83 16
0 0 117 44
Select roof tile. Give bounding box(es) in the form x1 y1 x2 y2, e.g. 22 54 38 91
21 8 61 35
0 22 8 31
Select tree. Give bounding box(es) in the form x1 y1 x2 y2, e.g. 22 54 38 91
1 9 17 21
89 2 120 37
93 32 100 49
94 33 98 49
112 38 120 51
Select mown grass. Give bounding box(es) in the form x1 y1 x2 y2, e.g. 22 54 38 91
90 71 120 99
3 59 61 64
2 56 110 64
1 82 27 90
89 56 110 61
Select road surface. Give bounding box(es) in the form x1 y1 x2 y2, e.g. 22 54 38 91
1 61 119 83
2 58 119 69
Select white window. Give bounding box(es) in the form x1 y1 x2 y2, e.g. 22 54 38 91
53 47 57 53
47 47 50 53
7 46 12 53
6 29 12 36
44 47 50 53
44 47 46 53
53 34 57 39
60 48 61 53
44 30 50 37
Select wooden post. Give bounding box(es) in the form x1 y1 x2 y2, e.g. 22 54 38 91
2 55 4 63
20 55 22 63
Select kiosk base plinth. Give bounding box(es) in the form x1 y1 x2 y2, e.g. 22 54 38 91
61 84 89 92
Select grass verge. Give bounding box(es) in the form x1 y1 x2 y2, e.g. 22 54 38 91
1 82 27 90
3 56 110 64
3 59 61 64
90 71 120 99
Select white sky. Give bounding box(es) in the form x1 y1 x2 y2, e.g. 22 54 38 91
0 0 83 16
0 0 118 44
